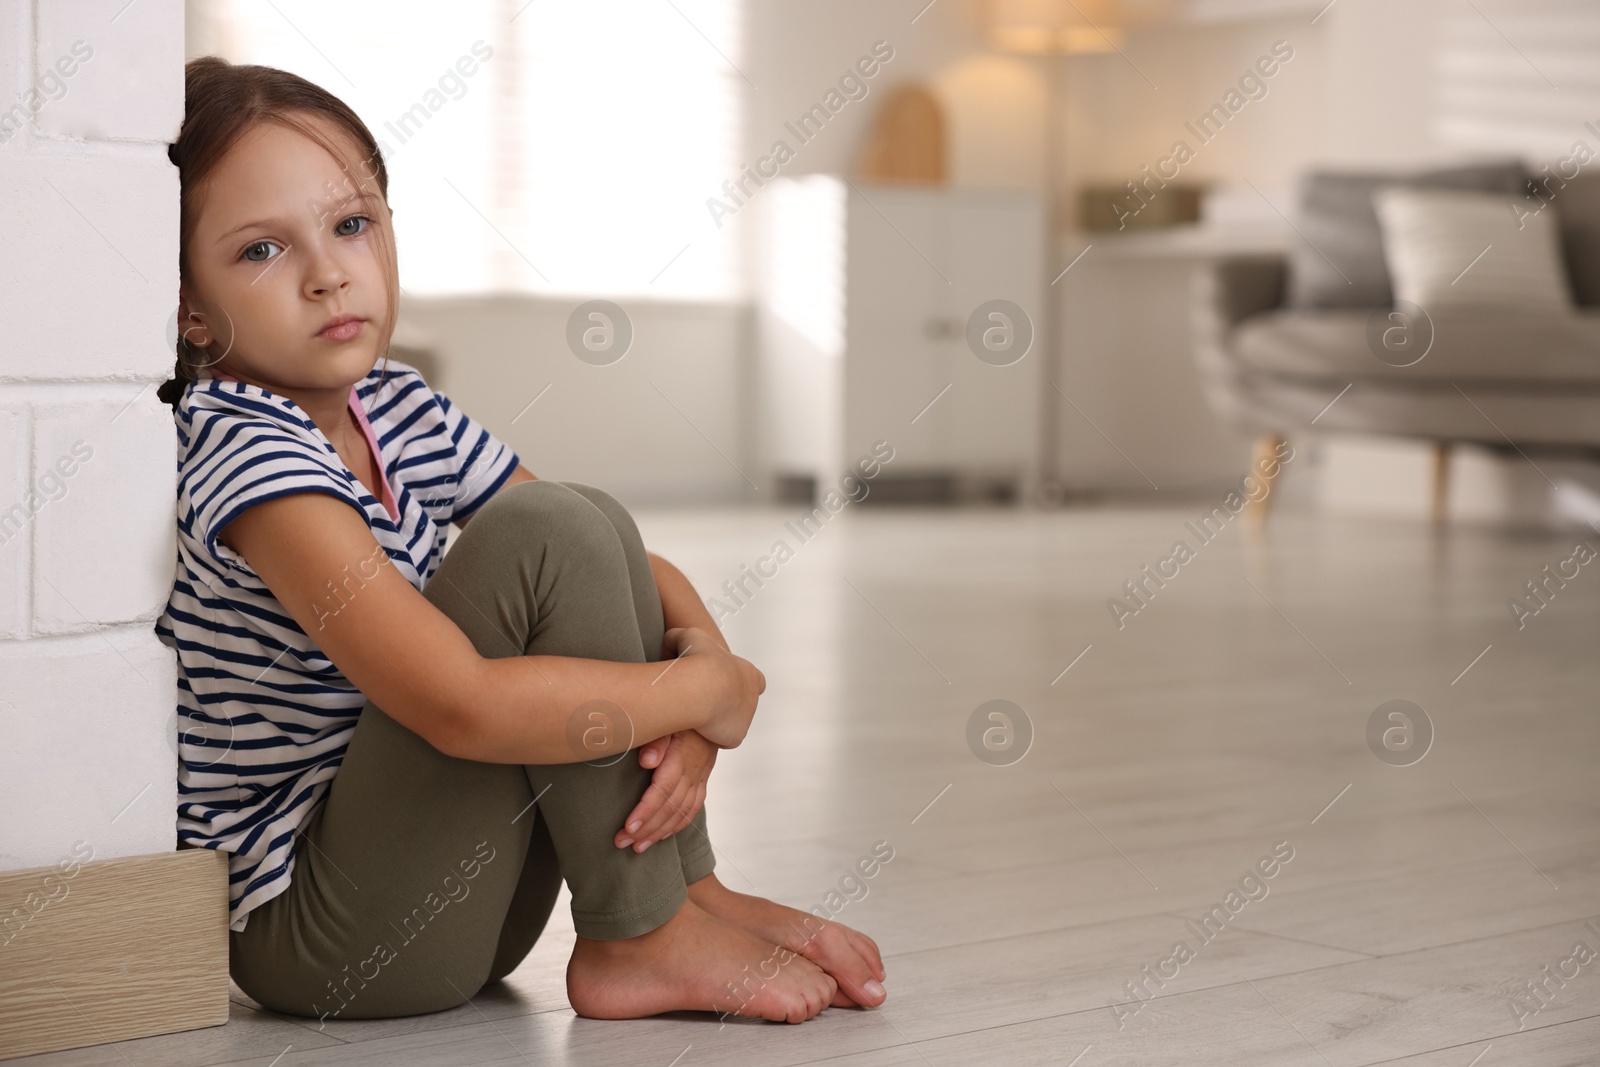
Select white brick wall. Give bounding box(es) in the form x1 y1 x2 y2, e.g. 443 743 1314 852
0 0 183 871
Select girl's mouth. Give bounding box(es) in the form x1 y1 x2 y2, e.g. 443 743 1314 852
318 318 365 342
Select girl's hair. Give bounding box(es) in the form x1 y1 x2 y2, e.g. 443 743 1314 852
159 56 398 409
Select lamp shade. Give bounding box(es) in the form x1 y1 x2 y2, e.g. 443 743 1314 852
987 0 1178 54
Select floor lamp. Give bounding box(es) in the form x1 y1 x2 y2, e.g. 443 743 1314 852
987 0 1165 504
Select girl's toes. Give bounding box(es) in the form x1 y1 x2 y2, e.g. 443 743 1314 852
809 925 882 1005
847 930 886 977
813 979 836 1017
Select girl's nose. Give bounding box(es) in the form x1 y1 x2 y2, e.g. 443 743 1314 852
303 245 350 297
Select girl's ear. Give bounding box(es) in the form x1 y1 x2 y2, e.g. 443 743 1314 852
176 286 213 348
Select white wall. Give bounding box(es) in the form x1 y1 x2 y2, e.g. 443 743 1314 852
745 0 1041 189
399 296 756 508
1059 12 1330 212
1060 0 1600 202
0 0 182 873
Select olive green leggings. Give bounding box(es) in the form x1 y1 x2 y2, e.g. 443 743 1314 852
227 479 716 1022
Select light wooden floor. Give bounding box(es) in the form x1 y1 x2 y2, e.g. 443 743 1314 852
21 504 1600 1065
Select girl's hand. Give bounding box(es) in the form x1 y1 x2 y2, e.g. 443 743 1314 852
664 626 765 748
615 730 718 852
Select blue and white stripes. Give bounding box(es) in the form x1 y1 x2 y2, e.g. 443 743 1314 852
154 358 519 932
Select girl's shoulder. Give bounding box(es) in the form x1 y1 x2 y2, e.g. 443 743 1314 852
173 383 371 572
176 357 426 412
350 357 436 412
170 358 448 516
174 358 429 445
175 377 322 477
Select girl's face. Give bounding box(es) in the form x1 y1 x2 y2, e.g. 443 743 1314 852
179 113 394 394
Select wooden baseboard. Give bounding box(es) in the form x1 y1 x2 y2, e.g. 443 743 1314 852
0 847 230 1060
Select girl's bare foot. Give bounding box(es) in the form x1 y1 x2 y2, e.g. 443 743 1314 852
566 897 838 1023
687 874 888 1009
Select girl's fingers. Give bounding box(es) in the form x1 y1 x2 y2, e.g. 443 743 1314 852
634 778 692 849
638 735 671 769
630 786 677 847
623 745 713 848
683 781 707 831
656 779 696 839
618 744 689 843
668 783 700 837
618 775 673 845
677 782 706 835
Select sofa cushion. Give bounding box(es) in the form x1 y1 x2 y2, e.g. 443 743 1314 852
1286 161 1533 310
1232 308 1600 384
1374 186 1573 312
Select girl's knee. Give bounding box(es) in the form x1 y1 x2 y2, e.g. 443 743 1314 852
555 482 641 541
556 480 618 512
462 480 628 572
473 478 604 535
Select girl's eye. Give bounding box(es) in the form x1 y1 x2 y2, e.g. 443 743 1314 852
242 240 281 263
335 214 370 237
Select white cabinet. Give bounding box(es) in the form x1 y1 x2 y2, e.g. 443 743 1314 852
758 176 1045 503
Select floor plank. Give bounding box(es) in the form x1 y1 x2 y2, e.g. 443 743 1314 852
1250 918 1600 1065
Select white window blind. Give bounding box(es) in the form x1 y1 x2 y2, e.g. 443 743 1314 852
204 0 744 300
1434 0 1600 159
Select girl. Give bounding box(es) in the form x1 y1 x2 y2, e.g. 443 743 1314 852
154 56 886 1025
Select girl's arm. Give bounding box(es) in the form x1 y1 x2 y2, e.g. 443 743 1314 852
648 551 730 654
609 551 735 852
220 490 762 765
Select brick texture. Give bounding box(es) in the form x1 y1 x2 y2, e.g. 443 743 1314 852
0 0 183 873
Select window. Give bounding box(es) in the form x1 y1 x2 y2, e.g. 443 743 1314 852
198 0 745 300
1433 0 1600 157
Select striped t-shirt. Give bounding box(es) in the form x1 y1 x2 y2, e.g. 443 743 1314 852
153 358 521 932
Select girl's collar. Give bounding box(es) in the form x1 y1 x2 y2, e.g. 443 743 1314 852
201 368 401 522
204 368 361 406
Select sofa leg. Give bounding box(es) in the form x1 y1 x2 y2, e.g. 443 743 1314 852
1432 441 1452 523
1245 434 1286 526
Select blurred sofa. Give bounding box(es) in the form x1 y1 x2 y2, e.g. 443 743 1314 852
1191 164 1600 515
